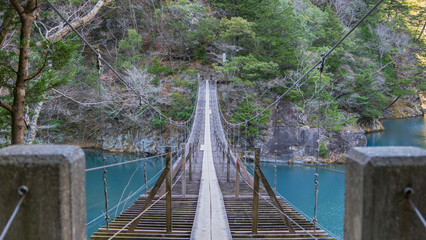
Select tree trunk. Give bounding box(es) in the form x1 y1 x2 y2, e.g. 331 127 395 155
9 0 37 144
45 0 112 42
27 101 45 144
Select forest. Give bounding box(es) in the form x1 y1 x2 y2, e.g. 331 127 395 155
0 0 425 152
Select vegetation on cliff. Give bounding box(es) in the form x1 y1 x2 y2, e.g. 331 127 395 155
0 0 424 149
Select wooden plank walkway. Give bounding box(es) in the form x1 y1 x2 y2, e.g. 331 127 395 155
91 79 333 240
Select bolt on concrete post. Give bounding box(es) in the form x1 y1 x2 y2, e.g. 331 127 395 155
345 147 426 240
0 145 86 240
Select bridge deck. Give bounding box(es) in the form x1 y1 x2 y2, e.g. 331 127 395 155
91 79 333 240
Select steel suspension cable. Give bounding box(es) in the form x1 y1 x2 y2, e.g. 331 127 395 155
106 150 189 239
276 191 342 240
102 156 110 229
107 192 168 240
85 153 169 172
113 162 144 218
95 45 111 229
313 55 325 232
273 102 278 193
286 162 345 174
0 186 28 240
86 166 165 226
236 162 318 240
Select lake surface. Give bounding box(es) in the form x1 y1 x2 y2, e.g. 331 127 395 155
85 150 345 239
85 150 166 239
85 115 425 239
245 162 345 239
367 115 426 148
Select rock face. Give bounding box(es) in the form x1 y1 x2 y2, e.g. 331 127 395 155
263 101 367 162
419 91 426 113
35 126 167 154
359 118 385 133
383 94 424 119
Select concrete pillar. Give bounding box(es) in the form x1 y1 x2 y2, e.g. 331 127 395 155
0 145 86 240
345 147 426 240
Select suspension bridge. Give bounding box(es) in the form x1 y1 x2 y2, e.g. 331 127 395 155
66 1 384 238
3 1 425 240
87 78 335 240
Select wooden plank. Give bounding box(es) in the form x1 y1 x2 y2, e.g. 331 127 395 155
255 167 295 233
128 164 170 231
92 79 333 240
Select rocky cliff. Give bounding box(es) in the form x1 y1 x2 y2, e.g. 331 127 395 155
259 101 366 163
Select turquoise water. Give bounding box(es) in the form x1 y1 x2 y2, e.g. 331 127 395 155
85 150 166 239
85 116 425 239
367 115 426 148
245 162 345 239
85 150 345 239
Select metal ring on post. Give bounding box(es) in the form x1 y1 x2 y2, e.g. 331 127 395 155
0 186 29 240
404 187 426 228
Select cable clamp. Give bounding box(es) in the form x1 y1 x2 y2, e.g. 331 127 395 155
319 53 326 73
96 49 103 75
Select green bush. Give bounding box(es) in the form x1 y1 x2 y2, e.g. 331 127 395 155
148 56 175 76
319 142 328 157
152 115 165 129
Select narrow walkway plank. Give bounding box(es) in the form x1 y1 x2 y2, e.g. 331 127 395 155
190 81 232 240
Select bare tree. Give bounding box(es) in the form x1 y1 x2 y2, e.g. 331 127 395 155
1 0 111 144
331 0 367 27
368 23 409 68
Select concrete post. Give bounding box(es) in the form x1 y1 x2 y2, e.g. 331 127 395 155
0 145 86 240
345 147 426 240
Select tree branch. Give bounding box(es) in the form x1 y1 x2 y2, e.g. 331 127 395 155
383 95 401 111
52 88 113 106
0 99 13 113
25 51 49 81
45 0 112 42
8 0 24 16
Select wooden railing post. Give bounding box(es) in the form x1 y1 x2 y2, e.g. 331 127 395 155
227 146 230 182
127 147 173 232
144 162 148 194
189 143 192 181
182 144 186 197
252 148 260 234
255 167 295 233
194 139 198 163
235 147 241 198
166 147 172 234
222 143 225 162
